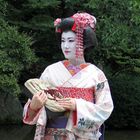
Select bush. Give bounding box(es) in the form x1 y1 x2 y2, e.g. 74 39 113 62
0 18 37 97
106 72 140 129
0 18 37 123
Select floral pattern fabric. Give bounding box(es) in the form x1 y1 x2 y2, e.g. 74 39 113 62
23 61 114 140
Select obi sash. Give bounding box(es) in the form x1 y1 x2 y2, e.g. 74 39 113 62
46 87 95 102
46 87 95 128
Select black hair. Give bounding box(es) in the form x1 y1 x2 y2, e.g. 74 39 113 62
58 18 75 32
56 17 98 49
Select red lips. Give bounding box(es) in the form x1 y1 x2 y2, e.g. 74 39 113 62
64 51 70 54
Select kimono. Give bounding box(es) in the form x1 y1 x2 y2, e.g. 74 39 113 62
23 60 114 140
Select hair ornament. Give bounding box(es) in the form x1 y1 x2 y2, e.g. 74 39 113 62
54 18 62 32
54 12 97 58
72 12 96 31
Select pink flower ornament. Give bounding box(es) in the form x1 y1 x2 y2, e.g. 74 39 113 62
54 18 61 26
54 18 61 32
72 13 96 30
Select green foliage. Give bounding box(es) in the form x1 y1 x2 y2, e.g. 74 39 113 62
26 0 61 9
0 18 37 97
130 0 140 25
0 0 7 17
86 0 140 74
107 72 140 129
0 0 140 127
64 0 89 12
6 0 61 27
4 0 140 75
0 74 20 97
3 0 63 78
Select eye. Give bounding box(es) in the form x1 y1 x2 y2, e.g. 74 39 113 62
69 39 75 42
61 39 65 42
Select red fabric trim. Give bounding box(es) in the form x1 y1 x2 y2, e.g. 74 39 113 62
73 111 77 126
57 87 95 102
24 104 30 121
24 103 40 122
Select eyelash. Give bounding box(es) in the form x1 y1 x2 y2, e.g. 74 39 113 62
69 40 74 42
61 40 74 42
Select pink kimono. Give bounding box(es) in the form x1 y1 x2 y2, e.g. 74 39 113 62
23 60 114 140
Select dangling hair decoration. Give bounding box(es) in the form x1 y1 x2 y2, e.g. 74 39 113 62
71 12 96 58
54 18 62 33
54 12 96 58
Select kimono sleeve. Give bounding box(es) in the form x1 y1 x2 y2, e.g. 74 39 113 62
74 70 114 131
23 67 49 125
40 67 49 80
23 99 43 125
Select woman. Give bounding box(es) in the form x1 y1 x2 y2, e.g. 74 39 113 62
23 12 114 140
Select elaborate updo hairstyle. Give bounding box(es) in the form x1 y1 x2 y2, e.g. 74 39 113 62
54 12 98 58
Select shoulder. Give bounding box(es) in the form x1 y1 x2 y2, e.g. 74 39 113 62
89 63 107 82
89 63 104 73
47 61 61 69
40 61 61 79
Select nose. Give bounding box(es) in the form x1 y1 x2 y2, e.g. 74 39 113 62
64 41 69 49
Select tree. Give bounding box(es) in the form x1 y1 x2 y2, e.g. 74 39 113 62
85 0 140 75
0 0 37 123
1 0 140 128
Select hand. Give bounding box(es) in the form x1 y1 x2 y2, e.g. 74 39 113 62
57 98 76 111
30 91 48 111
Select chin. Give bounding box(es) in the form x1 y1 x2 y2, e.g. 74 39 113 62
66 57 73 60
64 55 75 60
64 55 70 60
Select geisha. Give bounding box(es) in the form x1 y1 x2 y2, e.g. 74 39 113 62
23 12 114 140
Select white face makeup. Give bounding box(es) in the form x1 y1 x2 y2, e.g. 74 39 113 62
61 31 76 60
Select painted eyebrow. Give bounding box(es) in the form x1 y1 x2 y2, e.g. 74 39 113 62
61 37 75 39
